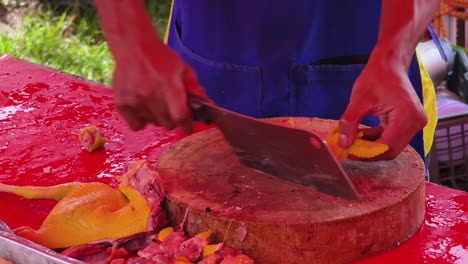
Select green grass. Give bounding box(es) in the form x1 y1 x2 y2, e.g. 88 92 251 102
0 0 171 85
147 0 172 37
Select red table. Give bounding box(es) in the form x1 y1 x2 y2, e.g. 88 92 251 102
0 55 467 264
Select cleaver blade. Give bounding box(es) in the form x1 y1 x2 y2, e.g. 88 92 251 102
191 97 361 201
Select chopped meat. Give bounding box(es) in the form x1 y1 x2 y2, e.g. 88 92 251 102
61 232 154 262
325 125 389 161
115 231 156 254
200 243 253 264
126 258 157 264
216 245 242 258
60 228 254 264
150 254 171 264
220 254 255 264
236 224 248 242
78 125 106 152
61 241 113 262
164 232 188 245
121 160 167 231
137 232 187 259
176 236 208 261
135 231 209 263
199 254 220 264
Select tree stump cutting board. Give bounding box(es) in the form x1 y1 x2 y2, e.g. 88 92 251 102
156 117 426 264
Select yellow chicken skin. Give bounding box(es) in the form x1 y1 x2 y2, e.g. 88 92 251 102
326 126 389 161
78 125 107 152
0 160 165 249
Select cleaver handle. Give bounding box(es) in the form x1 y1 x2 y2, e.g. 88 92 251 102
189 94 215 124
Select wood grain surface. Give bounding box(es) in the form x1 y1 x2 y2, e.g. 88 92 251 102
156 117 426 264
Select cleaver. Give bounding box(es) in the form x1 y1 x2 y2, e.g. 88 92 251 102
190 96 361 201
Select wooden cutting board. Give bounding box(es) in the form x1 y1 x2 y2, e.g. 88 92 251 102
156 117 426 264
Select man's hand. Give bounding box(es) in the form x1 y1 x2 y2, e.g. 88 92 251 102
338 0 440 160
339 49 427 160
94 0 206 133
112 44 205 133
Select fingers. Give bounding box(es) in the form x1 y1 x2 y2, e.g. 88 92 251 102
170 67 208 134
113 64 204 134
359 126 384 141
112 68 147 131
338 102 369 149
345 125 384 161
373 110 427 160
157 67 207 134
141 81 177 131
372 123 408 160
165 76 193 134
117 106 147 131
344 110 425 162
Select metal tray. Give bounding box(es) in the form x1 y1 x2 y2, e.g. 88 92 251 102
0 220 84 264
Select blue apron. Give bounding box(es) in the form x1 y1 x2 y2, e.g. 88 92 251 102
166 0 425 158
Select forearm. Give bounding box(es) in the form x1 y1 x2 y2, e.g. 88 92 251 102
374 0 441 70
93 0 163 61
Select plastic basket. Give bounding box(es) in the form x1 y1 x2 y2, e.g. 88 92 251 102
430 111 468 189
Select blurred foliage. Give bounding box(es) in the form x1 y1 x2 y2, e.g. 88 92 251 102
0 0 172 85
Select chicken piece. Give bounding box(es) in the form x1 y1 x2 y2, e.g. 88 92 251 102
135 230 209 263
200 243 254 264
79 125 107 152
62 228 254 263
220 255 254 264
61 231 155 263
172 256 192 264
325 126 389 161
157 227 175 241
0 160 165 249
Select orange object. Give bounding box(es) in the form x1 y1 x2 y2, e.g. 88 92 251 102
202 244 219 257
433 0 468 39
195 231 211 240
173 256 193 264
325 126 389 161
158 226 175 241
347 138 389 158
325 127 348 161
78 125 106 152
0 160 163 249
287 117 295 127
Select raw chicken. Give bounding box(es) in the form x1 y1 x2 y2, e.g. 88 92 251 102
325 126 389 161
64 227 255 264
0 160 166 249
79 125 107 152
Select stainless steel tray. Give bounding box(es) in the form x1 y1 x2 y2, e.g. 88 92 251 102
0 220 84 264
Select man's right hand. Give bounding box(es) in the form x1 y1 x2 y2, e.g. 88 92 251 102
112 43 206 134
94 0 206 134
